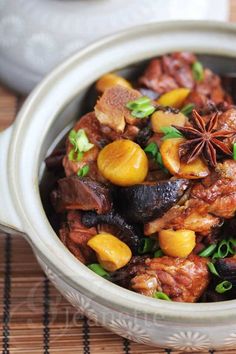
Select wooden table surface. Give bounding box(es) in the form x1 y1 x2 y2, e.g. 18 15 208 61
1 2 236 353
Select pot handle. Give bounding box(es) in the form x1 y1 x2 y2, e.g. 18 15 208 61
0 126 24 234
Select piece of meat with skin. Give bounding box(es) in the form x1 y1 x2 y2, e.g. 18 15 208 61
191 160 236 219
145 160 236 235
138 59 179 94
217 108 236 147
63 112 107 178
51 176 112 214
162 54 195 89
94 85 141 132
59 211 97 264
185 69 232 109
130 255 210 302
144 201 220 236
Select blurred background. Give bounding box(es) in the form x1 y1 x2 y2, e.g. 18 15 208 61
0 0 234 94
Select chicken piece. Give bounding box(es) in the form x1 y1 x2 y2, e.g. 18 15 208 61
130 255 210 302
59 211 97 264
139 59 178 94
138 52 232 108
51 176 112 214
144 201 220 236
184 69 232 109
218 108 236 147
191 160 236 219
95 85 141 132
162 53 195 89
145 160 236 235
63 112 107 178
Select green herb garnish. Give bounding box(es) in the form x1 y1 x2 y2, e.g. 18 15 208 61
181 103 195 116
126 96 151 110
77 165 90 177
233 143 236 160
207 262 220 277
126 96 156 119
144 142 158 157
154 291 172 301
154 249 164 258
138 238 156 255
215 280 232 294
69 129 94 153
144 142 168 173
198 244 217 258
68 129 94 161
160 126 183 140
192 61 204 82
87 263 110 278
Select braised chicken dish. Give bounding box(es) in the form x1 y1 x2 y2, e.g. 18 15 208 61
46 52 236 303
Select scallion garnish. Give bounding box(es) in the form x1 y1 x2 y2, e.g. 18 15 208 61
126 96 156 119
68 149 83 162
138 238 156 254
144 142 158 157
198 244 217 257
192 61 204 82
160 126 183 140
207 262 220 277
181 103 195 116
154 249 164 258
233 143 236 160
77 165 90 177
228 237 236 255
154 291 172 301
126 96 151 109
144 142 168 173
217 239 230 259
215 280 232 294
87 263 109 278
68 129 94 161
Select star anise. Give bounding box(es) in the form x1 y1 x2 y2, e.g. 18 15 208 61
173 110 233 167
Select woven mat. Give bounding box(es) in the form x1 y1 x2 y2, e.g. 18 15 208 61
1 4 236 350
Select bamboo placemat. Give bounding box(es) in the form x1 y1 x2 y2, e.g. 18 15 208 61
1 4 236 352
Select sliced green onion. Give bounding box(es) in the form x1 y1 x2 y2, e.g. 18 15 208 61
69 129 94 153
68 149 76 161
154 249 164 258
192 61 204 82
77 165 90 177
87 263 109 278
198 244 217 257
138 238 156 254
181 103 195 116
207 262 220 277
154 291 172 301
215 280 232 294
76 151 84 162
144 142 158 157
233 143 236 160
131 105 156 119
228 237 236 255
218 239 230 258
126 96 151 109
160 126 183 140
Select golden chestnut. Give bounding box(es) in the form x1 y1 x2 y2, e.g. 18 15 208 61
160 138 209 179
157 88 190 108
151 110 186 133
159 229 196 258
97 139 148 186
87 233 132 271
96 73 132 93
